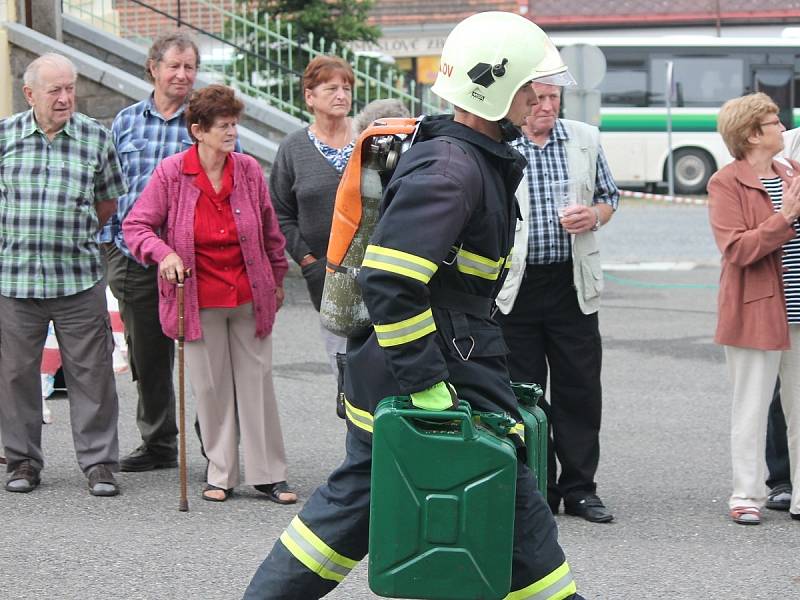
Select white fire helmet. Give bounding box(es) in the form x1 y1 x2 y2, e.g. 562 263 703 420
431 11 574 121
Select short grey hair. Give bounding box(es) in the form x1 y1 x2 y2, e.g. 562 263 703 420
353 99 412 135
23 53 77 88
145 30 200 82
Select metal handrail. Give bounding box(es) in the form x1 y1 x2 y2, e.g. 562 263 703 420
62 0 444 120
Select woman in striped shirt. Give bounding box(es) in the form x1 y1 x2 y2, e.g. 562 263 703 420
708 92 800 525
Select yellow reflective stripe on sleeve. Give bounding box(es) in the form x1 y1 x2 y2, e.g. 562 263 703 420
279 516 359 583
455 248 505 280
344 398 374 433
504 561 576 600
511 422 525 437
373 308 436 347
362 245 438 283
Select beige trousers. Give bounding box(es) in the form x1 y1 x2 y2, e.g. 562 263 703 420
185 303 288 489
725 326 800 513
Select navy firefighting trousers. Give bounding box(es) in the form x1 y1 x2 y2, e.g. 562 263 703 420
243 430 580 600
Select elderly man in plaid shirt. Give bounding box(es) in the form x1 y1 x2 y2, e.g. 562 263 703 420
101 31 200 472
495 82 619 524
0 53 126 496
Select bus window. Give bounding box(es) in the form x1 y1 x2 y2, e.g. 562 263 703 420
650 57 744 107
599 65 648 107
754 67 793 128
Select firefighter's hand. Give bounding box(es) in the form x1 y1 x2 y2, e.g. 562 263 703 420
410 382 458 411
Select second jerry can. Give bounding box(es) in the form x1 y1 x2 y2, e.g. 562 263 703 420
511 382 548 498
369 397 517 600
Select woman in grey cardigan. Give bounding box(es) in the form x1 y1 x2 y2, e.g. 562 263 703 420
270 56 355 377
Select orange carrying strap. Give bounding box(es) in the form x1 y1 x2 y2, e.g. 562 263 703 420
326 117 419 272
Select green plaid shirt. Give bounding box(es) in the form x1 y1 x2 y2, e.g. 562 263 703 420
0 110 126 298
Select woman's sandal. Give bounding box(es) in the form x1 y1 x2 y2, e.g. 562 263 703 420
254 481 297 505
202 484 232 502
730 506 761 525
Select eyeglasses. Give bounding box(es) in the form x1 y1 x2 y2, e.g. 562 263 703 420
760 119 782 128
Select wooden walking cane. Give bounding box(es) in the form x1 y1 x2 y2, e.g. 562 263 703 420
176 269 191 512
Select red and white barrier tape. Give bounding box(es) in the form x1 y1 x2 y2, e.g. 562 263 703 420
620 189 708 206
41 287 128 401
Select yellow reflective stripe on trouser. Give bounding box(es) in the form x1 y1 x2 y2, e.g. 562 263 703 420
362 245 438 283
279 516 359 583
344 398 374 433
373 308 436 347
455 248 504 280
505 562 577 600
511 422 525 437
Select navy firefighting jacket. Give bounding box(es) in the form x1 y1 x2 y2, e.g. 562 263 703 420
343 115 528 442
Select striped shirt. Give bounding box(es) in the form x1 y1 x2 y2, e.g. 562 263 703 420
512 120 619 264
0 110 126 298
101 95 194 257
763 176 800 322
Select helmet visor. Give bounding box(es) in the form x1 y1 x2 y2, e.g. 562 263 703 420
533 70 577 87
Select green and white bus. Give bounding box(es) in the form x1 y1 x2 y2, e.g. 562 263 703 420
552 36 800 194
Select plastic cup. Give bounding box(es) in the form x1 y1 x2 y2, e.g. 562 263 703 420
552 179 577 217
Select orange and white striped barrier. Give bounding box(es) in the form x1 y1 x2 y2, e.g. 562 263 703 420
41 287 129 415
620 189 708 206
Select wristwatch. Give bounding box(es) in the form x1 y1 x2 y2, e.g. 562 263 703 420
591 207 602 232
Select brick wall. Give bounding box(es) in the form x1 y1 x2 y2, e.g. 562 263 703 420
369 0 800 27
115 0 237 39
369 0 520 26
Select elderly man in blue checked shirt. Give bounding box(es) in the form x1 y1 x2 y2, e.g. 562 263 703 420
496 82 619 524
0 53 126 496
101 31 200 473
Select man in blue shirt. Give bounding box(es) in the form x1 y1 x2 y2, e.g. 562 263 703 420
102 31 199 472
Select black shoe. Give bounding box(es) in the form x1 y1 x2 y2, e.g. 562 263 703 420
119 445 177 472
564 493 614 523
5 460 41 493
766 483 792 511
790 512 800 521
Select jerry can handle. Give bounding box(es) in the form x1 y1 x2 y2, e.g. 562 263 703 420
391 399 478 441
510 381 543 407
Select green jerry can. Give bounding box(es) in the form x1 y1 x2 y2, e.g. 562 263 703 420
511 382 548 498
369 397 517 600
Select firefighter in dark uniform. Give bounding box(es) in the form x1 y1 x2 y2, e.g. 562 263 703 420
244 12 584 600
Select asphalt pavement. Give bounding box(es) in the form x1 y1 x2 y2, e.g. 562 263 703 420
2 198 799 599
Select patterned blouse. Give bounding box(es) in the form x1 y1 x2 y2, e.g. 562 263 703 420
307 128 354 174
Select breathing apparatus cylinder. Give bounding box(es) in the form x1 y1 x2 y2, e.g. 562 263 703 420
320 118 419 338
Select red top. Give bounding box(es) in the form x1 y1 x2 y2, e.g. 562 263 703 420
184 145 253 309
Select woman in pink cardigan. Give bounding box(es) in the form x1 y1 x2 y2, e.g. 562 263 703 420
123 85 296 504
709 92 800 524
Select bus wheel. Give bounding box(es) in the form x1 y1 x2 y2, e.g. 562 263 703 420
670 149 715 195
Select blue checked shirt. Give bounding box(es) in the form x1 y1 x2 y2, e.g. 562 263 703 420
101 95 194 258
0 110 126 298
512 120 619 265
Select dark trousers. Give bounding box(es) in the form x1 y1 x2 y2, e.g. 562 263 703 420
497 262 603 506
243 431 572 600
766 379 791 488
0 282 119 472
105 244 177 455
